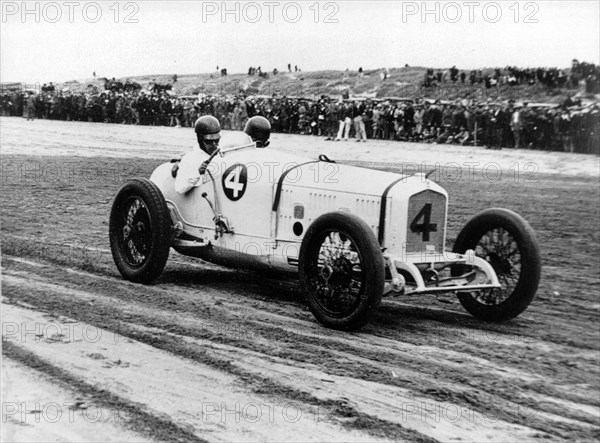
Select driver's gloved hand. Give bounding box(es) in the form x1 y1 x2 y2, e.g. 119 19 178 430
199 160 209 175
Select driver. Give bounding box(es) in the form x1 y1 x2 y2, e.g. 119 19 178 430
174 115 221 195
244 116 271 147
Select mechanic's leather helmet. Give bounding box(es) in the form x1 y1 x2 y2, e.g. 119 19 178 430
195 115 221 141
244 116 271 147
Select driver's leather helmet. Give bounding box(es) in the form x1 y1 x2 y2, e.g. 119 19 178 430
244 116 271 147
195 115 221 154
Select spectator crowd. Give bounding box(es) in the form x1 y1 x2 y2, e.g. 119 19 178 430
2 63 599 155
422 60 599 94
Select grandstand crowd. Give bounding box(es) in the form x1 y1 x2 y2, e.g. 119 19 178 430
422 60 599 93
2 63 598 155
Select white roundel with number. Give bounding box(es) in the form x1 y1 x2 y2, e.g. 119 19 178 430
222 164 248 201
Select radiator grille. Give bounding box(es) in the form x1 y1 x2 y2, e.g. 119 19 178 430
406 190 446 253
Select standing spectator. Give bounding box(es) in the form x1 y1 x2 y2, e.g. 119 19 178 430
25 92 35 121
280 99 290 133
450 66 459 82
558 107 574 152
413 103 424 140
297 101 308 134
239 99 249 129
324 99 340 140
245 98 256 118
371 104 382 139
477 70 483 83
189 101 199 127
403 102 415 139
106 92 117 123
510 103 526 148
490 104 508 149
181 99 191 127
214 99 226 128
316 99 327 136
422 101 433 130
230 99 240 130
363 102 373 139
172 98 184 127
159 95 171 126
473 103 491 147
382 103 394 139
131 94 141 124
504 101 515 147
115 94 126 123
441 104 454 134
452 104 467 134
353 101 367 142
225 99 235 130
431 100 443 135
469 70 477 85
587 106 600 155
335 102 353 141
392 104 402 139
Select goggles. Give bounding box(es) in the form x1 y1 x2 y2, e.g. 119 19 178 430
256 140 270 148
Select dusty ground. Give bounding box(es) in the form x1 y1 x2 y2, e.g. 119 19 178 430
1 117 599 442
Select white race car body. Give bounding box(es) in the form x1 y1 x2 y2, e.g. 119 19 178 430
149 144 500 296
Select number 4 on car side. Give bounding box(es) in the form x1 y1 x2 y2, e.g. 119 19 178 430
109 143 541 330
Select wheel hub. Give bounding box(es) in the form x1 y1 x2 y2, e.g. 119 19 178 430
486 252 512 275
323 257 353 287
320 265 333 282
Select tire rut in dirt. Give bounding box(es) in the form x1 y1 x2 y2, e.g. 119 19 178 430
2 341 209 443
3 260 597 439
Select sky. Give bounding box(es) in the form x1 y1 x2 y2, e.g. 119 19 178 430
1 1 599 83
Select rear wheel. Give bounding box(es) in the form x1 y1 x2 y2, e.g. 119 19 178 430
453 208 541 321
109 178 171 283
299 212 384 330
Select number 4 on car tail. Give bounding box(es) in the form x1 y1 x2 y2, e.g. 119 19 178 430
222 164 248 201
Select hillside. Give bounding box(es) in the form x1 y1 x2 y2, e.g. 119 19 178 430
81 66 595 104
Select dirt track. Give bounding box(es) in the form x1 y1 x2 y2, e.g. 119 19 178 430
1 117 599 442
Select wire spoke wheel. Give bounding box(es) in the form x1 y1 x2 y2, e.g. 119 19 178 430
453 208 541 322
473 227 522 305
299 212 384 330
307 230 364 317
120 197 152 268
109 178 171 284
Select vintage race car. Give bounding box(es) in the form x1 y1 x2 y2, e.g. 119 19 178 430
109 139 541 330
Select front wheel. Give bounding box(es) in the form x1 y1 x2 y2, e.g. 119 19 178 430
109 178 171 283
453 208 541 321
299 211 384 330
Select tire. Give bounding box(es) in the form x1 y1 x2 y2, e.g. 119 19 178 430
452 208 541 321
109 178 171 283
299 211 385 330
